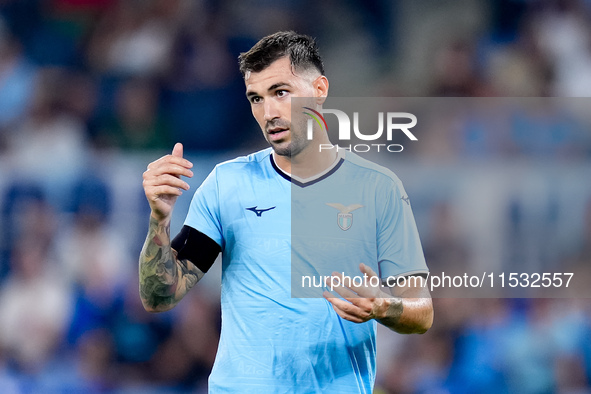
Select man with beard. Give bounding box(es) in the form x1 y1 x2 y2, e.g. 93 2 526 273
139 31 432 392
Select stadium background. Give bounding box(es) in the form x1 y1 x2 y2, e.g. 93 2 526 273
1 0 591 392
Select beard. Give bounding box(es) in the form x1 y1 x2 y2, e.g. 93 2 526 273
271 142 292 157
271 133 307 157
266 116 309 157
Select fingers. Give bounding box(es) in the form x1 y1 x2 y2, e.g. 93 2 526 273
325 286 372 314
172 142 183 158
323 291 368 323
145 162 194 179
330 284 358 300
360 263 378 278
142 144 194 219
330 305 365 323
147 157 193 175
323 265 390 324
146 185 184 200
330 270 377 299
147 143 193 174
143 174 190 191
144 144 194 189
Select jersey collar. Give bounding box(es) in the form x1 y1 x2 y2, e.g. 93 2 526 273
270 149 345 188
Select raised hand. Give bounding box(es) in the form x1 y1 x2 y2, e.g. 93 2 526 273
323 263 393 323
323 263 432 334
143 143 194 222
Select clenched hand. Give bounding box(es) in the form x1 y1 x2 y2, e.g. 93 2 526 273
143 143 194 222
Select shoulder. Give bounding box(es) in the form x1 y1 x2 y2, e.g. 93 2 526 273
217 148 272 167
212 148 272 174
342 151 404 190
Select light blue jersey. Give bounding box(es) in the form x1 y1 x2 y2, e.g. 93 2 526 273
185 148 427 393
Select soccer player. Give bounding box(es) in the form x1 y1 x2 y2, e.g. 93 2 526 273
140 31 433 392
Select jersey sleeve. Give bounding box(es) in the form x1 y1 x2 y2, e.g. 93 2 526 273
377 178 428 279
184 166 224 248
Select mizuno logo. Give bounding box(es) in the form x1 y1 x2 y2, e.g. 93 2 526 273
246 206 276 217
401 195 410 205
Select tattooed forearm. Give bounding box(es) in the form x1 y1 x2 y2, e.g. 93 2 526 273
139 216 204 312
377 296 433 334
376 298 403 329
178 259 201 290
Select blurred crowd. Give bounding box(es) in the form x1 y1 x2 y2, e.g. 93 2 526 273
1 0 591 392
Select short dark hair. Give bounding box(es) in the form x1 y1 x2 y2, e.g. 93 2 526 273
238 31 325 77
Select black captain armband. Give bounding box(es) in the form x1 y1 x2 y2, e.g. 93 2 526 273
171 226 221 273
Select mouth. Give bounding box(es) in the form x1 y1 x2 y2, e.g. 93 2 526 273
267 127 289 141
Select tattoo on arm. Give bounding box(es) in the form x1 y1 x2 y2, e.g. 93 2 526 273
376 286 433 334
376 298 404 328
139 217 204 311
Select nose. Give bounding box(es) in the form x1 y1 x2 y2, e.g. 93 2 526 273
263 99 280 122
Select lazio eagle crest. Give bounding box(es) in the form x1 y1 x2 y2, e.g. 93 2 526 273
326 203 364 231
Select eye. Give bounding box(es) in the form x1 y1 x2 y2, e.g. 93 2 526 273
250 96 262 104
276 90 289 98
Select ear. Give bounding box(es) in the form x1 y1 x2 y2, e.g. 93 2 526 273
313 75 329 105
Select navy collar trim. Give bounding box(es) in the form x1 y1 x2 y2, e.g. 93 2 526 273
269 153 344 188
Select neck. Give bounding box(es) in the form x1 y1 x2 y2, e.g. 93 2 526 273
273 137 337 179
